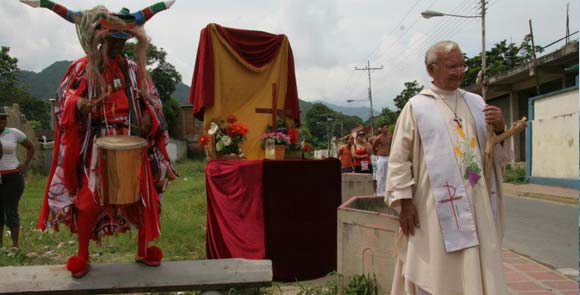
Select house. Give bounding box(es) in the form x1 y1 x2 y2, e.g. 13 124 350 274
466 41 578 188
173 105 206 158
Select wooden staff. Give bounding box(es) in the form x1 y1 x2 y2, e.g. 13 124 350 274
484 117 527 196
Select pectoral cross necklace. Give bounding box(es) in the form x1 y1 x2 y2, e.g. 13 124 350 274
438 91 463 128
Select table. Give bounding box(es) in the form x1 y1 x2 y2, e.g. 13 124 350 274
205 159 341 281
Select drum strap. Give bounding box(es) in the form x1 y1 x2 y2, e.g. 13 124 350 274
119 58 141 137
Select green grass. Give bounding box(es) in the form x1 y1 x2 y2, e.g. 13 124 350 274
0 159 341 294
0 159 208 267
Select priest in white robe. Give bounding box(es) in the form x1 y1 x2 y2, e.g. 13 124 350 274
386 40 513 295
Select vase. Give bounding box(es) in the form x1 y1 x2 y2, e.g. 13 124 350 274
264 138 276 159
274 144 286 160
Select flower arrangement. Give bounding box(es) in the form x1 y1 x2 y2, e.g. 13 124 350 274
260 131 291 146
200 115 249 159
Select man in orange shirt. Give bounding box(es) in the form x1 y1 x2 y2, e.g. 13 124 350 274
338 135 354 173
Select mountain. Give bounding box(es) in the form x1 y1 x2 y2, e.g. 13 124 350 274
16 61 191 104
17 61 71 100
311 100 377 121
174 82 191 105
16 62 374 120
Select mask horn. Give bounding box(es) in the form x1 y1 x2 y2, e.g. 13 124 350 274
20 0 81 24
132 0 176 25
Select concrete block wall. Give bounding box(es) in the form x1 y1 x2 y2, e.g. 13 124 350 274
341 173 374 204
337 196 399 294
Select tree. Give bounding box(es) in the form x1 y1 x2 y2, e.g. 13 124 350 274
305 103 335 148
0 46 19 99
337 114 364 137
124 43 182 137
0 46 51 131
162 97 181 138
394 81 424 112
462 35 545 87
123 43 182 103
519 34 544 63
376 106 398 127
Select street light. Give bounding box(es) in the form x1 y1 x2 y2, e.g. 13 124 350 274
421 0 487 99
346 99 374 134
421 10 480 19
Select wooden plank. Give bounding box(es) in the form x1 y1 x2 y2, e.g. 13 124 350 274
0 259 272 294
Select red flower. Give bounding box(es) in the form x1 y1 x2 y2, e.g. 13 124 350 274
199 134 210 146
288 128 299 144
227 115 238 124
303 143 311 152
227 122 249 136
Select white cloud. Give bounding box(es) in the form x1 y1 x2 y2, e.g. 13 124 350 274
1 0 577 110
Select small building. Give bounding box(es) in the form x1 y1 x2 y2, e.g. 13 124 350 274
526 86 578 188
467 41 579 163
174 104 205 158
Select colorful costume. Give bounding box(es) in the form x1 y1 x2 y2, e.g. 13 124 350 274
23 0 176 278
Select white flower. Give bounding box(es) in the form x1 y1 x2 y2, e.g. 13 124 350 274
208 122 219 135
215 141 224 152
221 135 232 146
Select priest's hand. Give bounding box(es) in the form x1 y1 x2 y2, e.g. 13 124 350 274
399 199 420 236
483 104 505 133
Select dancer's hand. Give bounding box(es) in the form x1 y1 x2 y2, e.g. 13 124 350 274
141 112 152 136
76 97 95 114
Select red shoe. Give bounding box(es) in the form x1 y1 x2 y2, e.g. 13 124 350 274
135 246 162 267
135 256 161 267
66 256 90 278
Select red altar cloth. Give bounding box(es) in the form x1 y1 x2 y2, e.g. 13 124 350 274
189 23 300 123
205 159 341 281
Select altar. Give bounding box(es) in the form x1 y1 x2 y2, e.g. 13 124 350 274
205 159 341 281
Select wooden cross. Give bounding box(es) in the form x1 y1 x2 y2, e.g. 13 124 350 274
484 118 528 197
439 181 464 230
255 83 287 132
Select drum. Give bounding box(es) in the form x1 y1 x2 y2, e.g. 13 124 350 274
95 135 147 205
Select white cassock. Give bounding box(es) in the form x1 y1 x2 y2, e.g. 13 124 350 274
386 84 513 295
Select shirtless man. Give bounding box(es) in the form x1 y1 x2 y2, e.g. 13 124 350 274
372 123 392 196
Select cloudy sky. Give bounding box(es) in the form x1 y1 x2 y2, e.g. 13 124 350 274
1 0 577 110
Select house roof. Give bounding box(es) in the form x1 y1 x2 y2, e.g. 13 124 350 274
465 42 579 99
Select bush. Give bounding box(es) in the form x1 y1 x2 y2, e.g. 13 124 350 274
344 273 378 295
504 164 527 184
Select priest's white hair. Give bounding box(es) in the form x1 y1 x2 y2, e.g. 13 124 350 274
425 40 462 65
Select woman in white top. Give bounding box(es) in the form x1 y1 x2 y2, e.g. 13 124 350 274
0 107 35 249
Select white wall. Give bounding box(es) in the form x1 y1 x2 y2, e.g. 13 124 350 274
531 88 579 179
167 138 187 162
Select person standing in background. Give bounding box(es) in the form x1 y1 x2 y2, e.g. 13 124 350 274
351 131 372 173
372 123 392 196
0 106 35 249
338 135 355 173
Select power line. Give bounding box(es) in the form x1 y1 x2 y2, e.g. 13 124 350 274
372 0 483 103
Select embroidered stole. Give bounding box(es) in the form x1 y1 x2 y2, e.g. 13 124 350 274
462 93 499 220
411 94 479 252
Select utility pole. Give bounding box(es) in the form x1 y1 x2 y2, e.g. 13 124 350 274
566 3 570 44
355 60 383 135
480 0 487 100
529 19 541 95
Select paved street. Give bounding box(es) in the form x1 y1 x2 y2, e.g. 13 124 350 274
504 194 579 277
